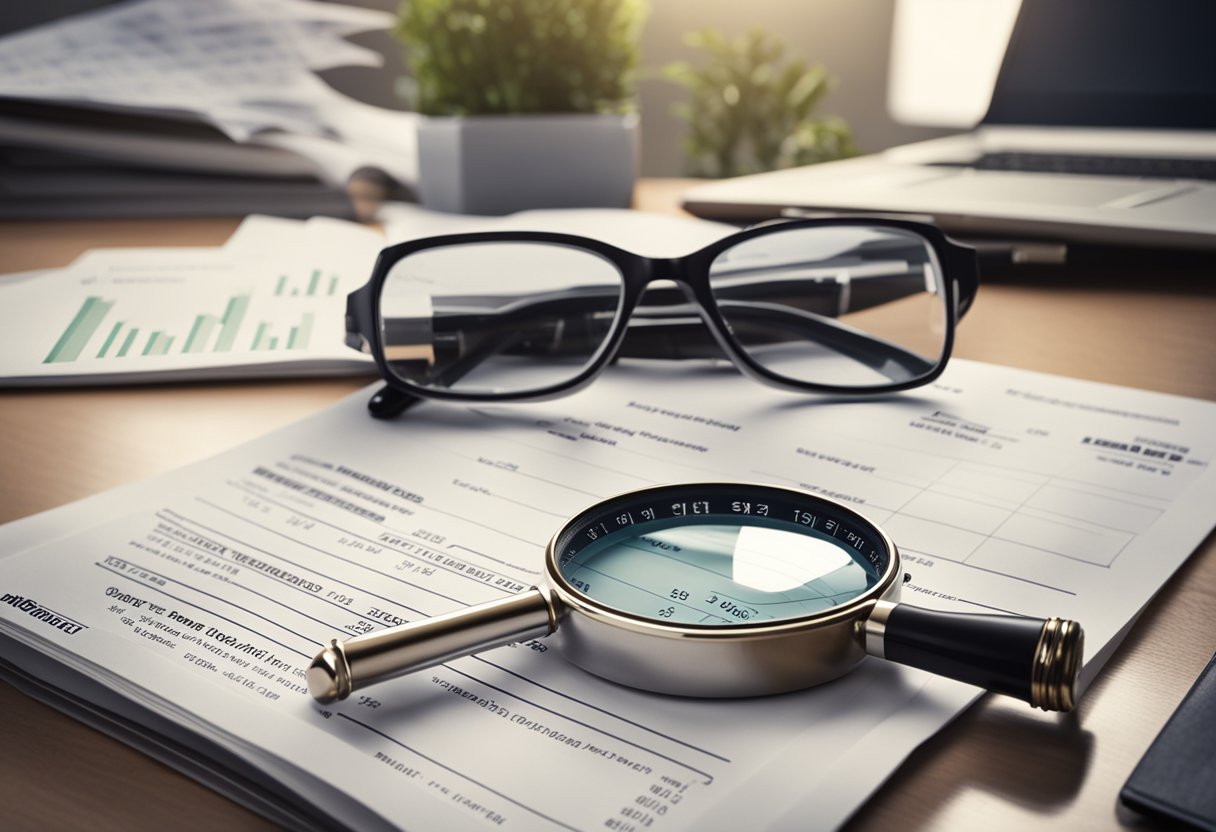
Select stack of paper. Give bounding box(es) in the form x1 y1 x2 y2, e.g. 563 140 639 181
0 0 420 219
1 358 1215 829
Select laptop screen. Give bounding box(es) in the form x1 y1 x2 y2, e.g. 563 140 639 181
984 0 1216 129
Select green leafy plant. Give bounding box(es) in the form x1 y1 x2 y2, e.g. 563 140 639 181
664 29 859 178
395 0 648 116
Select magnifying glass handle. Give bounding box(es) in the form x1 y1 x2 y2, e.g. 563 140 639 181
308 589 556 704
864 601 1084 712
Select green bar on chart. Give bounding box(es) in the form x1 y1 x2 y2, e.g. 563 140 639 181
158 335 175 355
290 312 314 350
117 328 140 357
268 337 279 350
183 315 205 353
183 314 218 354
251 322 269 351
307 269 321 296
97 321 125 358
328 275 339 296
43 296 114 364
275 275 287 296
142 331 163 356
214 294 250 352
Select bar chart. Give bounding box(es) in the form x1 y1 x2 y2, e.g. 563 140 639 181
2 214 387 385
250 312 314 352
273 268 341 298
42 294 317 364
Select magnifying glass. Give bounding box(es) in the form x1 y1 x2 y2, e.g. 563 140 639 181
309 483 1083 711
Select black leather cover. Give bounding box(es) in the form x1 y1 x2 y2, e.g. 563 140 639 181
1120 650 1216 831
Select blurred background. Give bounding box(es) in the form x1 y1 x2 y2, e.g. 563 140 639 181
0 0 954 176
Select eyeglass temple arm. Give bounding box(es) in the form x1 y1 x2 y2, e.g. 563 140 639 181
354 250 944 348
375 290 934 387
362 261 926 344
376 263 927 346
515 275 936 376
621 303 936 383
366 330 533 419
367 385 421 419
362 321 534 420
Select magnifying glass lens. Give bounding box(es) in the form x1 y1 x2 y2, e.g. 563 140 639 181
560 519 881 626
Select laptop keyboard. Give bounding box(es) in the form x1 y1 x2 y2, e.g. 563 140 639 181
938 152 1216 181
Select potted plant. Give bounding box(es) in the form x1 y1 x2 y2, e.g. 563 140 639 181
395 0 648 214
664 28 858 178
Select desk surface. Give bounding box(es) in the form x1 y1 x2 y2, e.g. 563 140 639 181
1 180 1214 832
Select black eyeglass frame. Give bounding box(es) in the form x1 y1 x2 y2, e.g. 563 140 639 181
346 217 979 413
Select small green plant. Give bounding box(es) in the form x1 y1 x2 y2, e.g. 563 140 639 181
395 0 648 116
664 29 859 178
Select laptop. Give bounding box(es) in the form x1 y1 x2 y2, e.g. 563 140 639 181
682 0 1216 251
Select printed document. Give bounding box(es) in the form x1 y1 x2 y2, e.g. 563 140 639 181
1 359 1214 829
0 216 380 385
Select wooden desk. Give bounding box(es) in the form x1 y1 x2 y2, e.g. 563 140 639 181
1 181 1215 831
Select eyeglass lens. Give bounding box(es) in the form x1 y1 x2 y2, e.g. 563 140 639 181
376 225 948 396
379 241 625 395
708 226 947 387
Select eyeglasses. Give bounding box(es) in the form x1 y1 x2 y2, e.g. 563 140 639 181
345 218 979 418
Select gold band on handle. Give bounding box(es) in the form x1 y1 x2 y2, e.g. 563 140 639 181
862 600 897 659
1030 617 1084 712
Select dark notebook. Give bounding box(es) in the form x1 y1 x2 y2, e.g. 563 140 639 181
1120 650 1216 831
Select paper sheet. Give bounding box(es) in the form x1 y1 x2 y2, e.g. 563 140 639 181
381 205 739 256
0 216 381 385
2 359 1214 829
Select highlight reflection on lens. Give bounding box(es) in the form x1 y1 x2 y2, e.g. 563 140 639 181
559 520 878 627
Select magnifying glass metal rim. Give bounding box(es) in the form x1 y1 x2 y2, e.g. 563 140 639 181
309 482 1082 710
535 481 905 697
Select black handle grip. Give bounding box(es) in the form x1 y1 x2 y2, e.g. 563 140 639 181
873 603 1083 711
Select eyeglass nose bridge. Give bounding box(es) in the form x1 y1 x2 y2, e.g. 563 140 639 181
629 255 712 320
640 256 685 285
632 255 708 307
609 254 745 367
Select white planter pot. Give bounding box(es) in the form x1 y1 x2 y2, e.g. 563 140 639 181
416 113 639 215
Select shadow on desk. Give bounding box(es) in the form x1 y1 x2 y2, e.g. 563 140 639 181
855 702 1094 825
